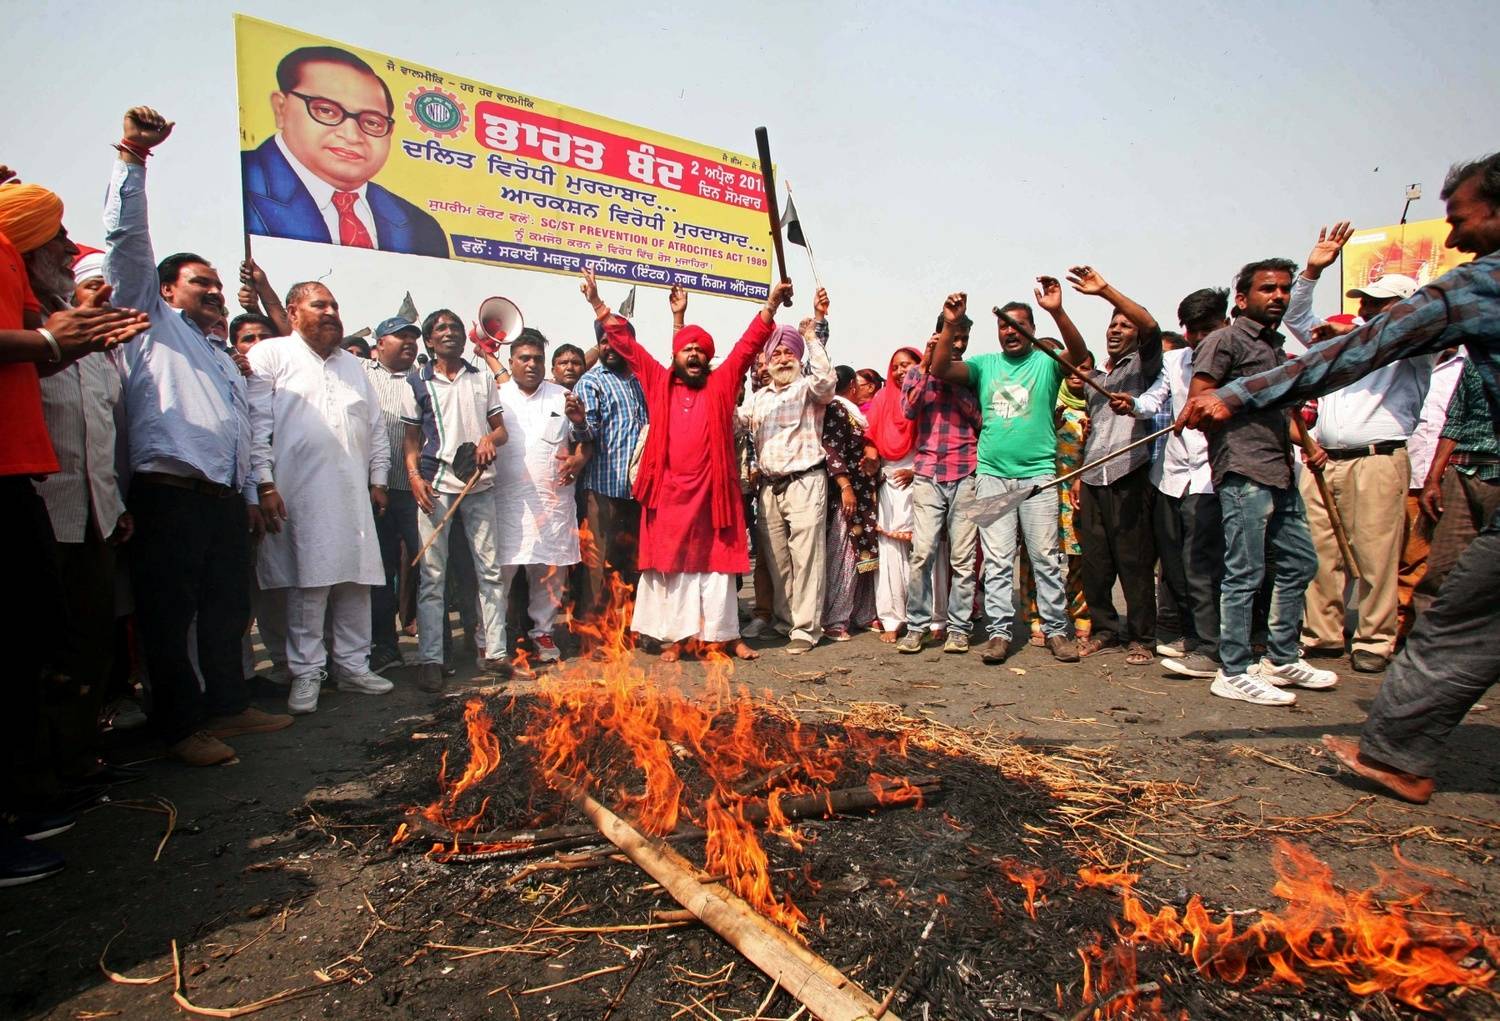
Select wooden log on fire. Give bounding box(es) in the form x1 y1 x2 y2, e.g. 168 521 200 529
558 778 897 1021
407 774 940 855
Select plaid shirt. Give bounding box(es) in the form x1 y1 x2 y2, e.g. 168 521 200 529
743 323 837 476
1440 362 1500 482
1222 250 1500 429
901 364 980 482
574 361 647 499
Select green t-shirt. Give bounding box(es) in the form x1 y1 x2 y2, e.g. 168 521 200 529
967 349 1067 478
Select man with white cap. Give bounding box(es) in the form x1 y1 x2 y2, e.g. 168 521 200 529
1281 222 1435 674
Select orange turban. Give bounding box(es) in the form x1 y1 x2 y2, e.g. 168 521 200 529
0 184 64 253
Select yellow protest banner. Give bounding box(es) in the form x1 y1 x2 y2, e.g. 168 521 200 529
1340 218 1471 316
235 15 774 300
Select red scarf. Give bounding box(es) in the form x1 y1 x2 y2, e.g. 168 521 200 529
865 346 922 461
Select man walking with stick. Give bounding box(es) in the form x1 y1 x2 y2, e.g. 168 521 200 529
401 308 510 692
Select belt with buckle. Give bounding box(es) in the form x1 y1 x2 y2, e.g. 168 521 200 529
135 471 236 499
759 463 824 495
1323 441 1405 461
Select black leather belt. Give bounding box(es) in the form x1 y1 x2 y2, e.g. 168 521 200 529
135 471 236 499
1323 441 1405 461
759 463 824 495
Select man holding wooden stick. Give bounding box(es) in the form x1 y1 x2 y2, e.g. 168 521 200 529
1187 259 1337 705
401 308 510 692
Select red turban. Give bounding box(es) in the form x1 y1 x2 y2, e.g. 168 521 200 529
672 324 715 359
0 183 64 253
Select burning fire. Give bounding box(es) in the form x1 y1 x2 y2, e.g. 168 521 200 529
397 570 914 939
1075 840 1497 1015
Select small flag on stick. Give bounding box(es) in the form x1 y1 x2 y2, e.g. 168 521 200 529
397 291 419 323
618 285 637 318
780 180 821 288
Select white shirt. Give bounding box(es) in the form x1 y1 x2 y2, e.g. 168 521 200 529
35 352 126 542
399 359 503 495
248 335 389 589
1283 273 1433 449
492 379 580 567
1133 348 1212 497
274 134 380 248
1408 350 1466 486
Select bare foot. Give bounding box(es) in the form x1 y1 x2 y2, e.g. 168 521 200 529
878 630 898 644
732 640 760 660
1320 735 1435 804
659 642 681 663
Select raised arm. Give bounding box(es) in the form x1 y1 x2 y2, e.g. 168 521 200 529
582 269 665 389
1034 275 1089 367
804 290 836 405
929 292 970 384
1068 264 1162 376
719 280 794 383
1284 221 1353 345
240 258 291 336
103 107 174 317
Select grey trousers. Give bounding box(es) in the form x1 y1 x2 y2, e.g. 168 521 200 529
1360 507 1499 777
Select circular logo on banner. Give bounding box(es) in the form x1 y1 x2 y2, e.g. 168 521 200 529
405 88 468 138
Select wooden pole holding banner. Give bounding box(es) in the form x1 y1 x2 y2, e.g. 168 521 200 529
753 127 793 306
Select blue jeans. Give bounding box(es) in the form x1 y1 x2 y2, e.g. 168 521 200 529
976 474 1069 639
1216 474 1318 676
906 475 978 634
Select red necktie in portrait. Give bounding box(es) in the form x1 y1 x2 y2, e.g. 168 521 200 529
332 191 374 249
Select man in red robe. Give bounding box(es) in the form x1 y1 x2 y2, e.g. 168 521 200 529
580 269 794 661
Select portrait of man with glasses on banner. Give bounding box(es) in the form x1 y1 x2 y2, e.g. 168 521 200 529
241 45 450 259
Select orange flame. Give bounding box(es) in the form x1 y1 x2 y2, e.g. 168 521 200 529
997 858 1049 920
1077 840 1496 1012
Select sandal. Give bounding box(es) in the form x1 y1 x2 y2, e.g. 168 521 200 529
1076 636 1120 659
1124 642 1153 666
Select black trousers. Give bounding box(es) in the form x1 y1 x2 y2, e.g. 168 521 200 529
1154 491 1223 658
372 489 420 657
1077 465 1157 645
127 479 251 745
0 477 66 810
48 510 117 774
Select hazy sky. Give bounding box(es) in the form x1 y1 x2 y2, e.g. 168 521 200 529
6 0 1497 369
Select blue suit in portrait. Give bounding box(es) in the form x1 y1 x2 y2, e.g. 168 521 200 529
241 138 450 259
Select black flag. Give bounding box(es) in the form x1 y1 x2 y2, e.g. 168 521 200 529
397 290 419 323
618 285 637 318
779 192 806 248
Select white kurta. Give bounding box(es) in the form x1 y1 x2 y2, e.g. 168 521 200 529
493 379 580 566
249 335 389 590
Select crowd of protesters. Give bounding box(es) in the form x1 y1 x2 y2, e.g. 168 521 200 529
1 102 1497 886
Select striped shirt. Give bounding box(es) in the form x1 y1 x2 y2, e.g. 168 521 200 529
1081 324 1164 485
1221 250 1500 429
574 361 646 499
34 351 126 542
400 358 503 495
363 358 414 491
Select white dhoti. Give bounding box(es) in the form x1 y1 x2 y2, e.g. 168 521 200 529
876 455 947 633
631 570 739 643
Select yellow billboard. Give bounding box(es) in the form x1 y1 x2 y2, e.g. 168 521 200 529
234 15 773 300
1340 218 1472 315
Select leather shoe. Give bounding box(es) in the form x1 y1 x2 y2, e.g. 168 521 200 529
1047 635 1080 662
979 637 1011 664
204 707 294 739
171 732 238 767
1350 650 1389 673
416 663 446 693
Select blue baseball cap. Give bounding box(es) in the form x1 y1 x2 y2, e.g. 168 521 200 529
375 316 420 339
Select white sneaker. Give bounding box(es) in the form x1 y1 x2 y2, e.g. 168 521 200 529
335 668 395 696
742 618 773 639
287 672 324 714
1156 640 1186 658
1256 658 1338 690
1211 669 1296 706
